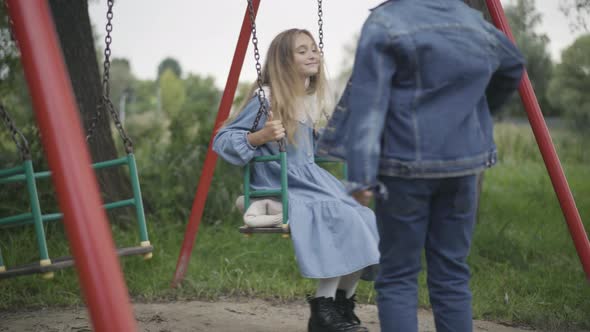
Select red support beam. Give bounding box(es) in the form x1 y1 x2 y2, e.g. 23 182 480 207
486 0 590 281
171 0 261 287
6 1 138 330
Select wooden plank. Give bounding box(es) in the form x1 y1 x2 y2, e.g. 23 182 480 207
238 225 290 234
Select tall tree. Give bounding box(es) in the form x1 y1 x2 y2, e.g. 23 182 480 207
159 68 186 118
157 57 182 81
548 34 590 135
48 0 133 219
504 0 556 116
109 58 136 113
560 0 590 31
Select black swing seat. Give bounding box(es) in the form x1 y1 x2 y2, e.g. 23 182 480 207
239 224 290 235
0 245 153 280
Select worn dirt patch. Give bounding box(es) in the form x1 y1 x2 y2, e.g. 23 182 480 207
0 298 537 331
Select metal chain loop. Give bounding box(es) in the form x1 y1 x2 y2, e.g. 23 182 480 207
246 0 286 151
87 0 134 153
0 103 31 160
317 0 324 56
316 0 330 123
102 0 114 98
103 96 134 153
246 0 268 133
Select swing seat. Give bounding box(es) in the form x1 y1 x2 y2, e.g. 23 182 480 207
235 195 283 227
235 196 289 237
0 244 153 280
239 224 290 235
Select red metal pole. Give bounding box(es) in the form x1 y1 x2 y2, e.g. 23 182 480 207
486 0 590 281
6 1 139 330
171 0 261 287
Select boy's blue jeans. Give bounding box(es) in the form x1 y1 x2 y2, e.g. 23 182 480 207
374 174 478 332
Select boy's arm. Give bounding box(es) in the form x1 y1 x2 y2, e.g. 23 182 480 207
486 28 526 113
344 21 396 191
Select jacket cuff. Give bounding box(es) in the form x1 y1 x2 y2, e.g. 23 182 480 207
345 180 388 199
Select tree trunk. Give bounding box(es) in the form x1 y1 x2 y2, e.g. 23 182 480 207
49 0 134 223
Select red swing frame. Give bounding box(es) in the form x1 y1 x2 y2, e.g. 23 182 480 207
171 0 590 287
5 0 589 330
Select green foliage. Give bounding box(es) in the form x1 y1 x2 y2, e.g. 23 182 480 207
560 0 590 31
159 68 186 118
108 58 135 110
2 123 590 330
504 0 557 117
548 34 590 135
2 123 590 331
157 57 182 80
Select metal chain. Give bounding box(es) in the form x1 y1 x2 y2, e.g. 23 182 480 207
317 0 330 123
102 0 114 99
104 96 133 153
85 0 113 141
246 0 268 133
0 103 31 160
87 0 134 153
246 0 286 151
317 0 324 56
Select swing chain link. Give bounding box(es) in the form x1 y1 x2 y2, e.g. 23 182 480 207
246 0 267 133
87 0 134 153
317 0 324 56
316 0 331 123
0 103 31 161
246 1 286 152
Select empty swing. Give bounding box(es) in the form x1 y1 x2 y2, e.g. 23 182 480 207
0 0 152 279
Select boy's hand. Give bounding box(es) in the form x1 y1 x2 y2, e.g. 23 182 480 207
248 111 285 146
352 189 373 207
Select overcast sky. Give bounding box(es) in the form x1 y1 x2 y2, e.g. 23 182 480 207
88 0 585 87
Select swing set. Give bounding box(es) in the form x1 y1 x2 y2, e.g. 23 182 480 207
2 0 589 331
171 0 590 288
0 0 152 280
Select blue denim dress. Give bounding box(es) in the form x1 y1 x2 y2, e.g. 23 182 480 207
213 95 380 279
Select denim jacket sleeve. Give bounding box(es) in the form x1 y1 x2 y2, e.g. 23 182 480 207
212 97 268 166
344 20 396 190
485 26 526 113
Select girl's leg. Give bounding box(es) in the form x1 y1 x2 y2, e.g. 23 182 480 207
309 277 367 331
337 270 363 298
315 277 340 298
336 270 365 326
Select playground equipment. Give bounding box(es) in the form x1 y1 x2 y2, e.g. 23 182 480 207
4 0 139 330
0 0 152 280
172 0 590 288
236 0 346 237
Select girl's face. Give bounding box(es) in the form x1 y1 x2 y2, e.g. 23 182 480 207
292 33 320 79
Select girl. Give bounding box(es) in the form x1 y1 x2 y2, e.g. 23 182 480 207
213 29 379 332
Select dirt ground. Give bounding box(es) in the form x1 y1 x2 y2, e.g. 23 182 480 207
0 298 538 332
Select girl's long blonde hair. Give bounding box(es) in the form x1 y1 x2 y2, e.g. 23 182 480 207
229 28 329 144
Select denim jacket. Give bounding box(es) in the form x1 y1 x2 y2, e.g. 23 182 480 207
317 0 525 190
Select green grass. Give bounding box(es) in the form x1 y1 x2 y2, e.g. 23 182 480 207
1 123 589 331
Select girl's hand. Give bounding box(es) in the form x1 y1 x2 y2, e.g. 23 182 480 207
247 111 285 146
352 189 373 207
